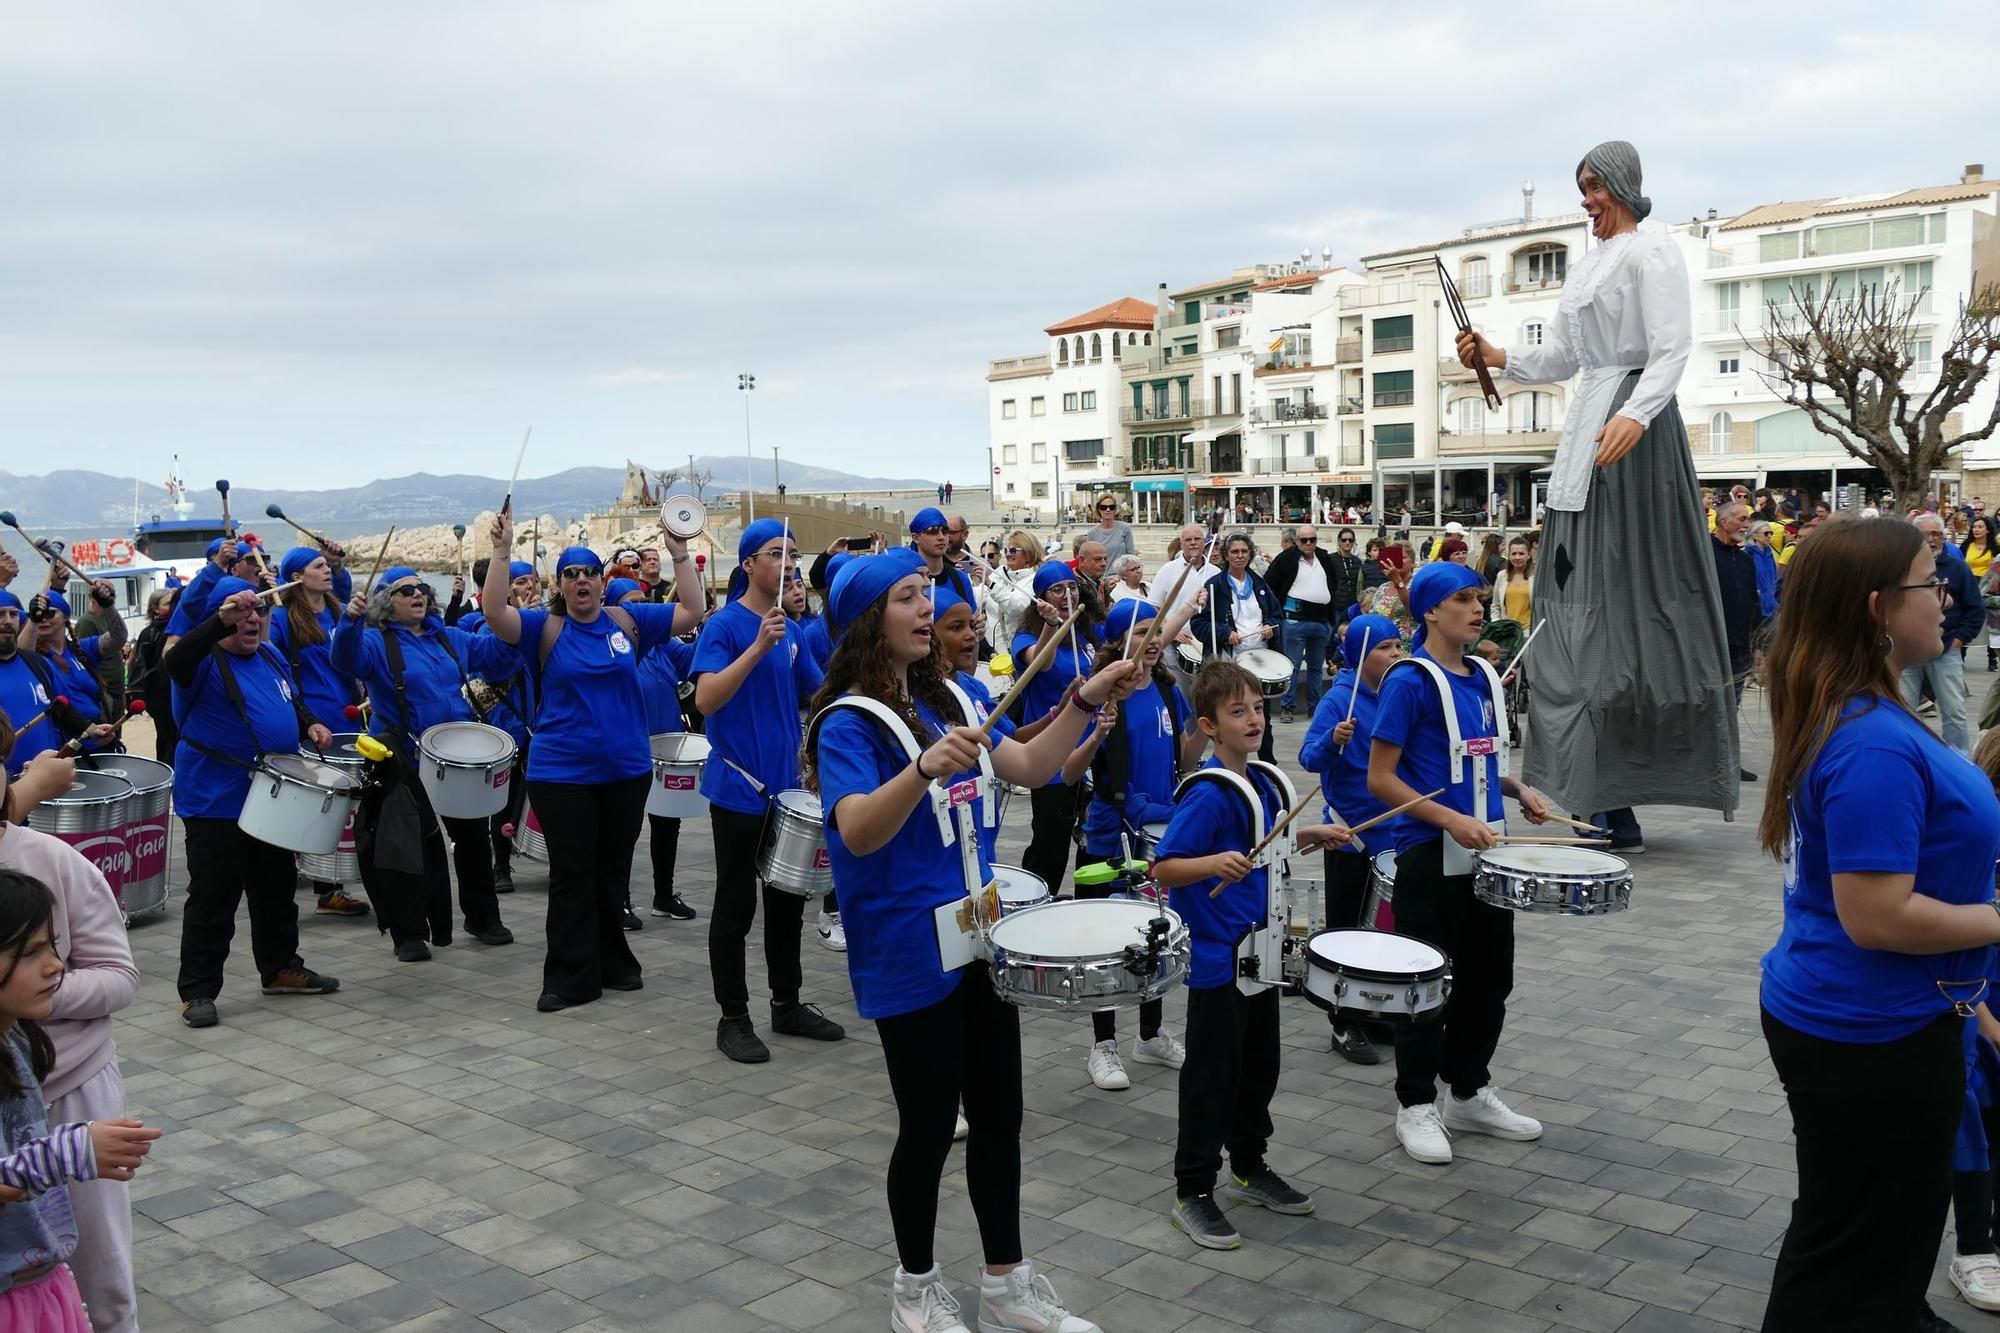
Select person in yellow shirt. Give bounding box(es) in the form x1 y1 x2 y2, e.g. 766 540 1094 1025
1961 515 1997 581
1490 536 1534 629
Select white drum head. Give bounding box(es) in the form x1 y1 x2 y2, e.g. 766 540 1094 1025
992 865 1048 904
774 789 822 820
662 495 706 539
1308 929 1445 975
1371 850 1398 880
53 771 132 805
990 899 1175 953
1237 648 1291 684
1479 846 1628 875
268 754 357 791
424 722 513 763
314 734 369 767
1177 642 1206 671
650 732 712 765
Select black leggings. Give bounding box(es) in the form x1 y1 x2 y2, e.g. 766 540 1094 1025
708 805 806 1016
1021 782 1081 899
1072 873 1161 1044
1390 838 1513 1106
1956 1102 2000 1256
648 814 681 907
877 965 1023 1273
1760 1007 1963 1330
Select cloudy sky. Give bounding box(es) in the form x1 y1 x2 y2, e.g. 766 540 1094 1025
4 2 1996 490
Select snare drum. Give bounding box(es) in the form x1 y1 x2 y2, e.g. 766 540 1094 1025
1364 849 1397 931
239 755 359 855
1134 821 1169 862
80 754 174 917
295 734 368 886
985 899 1189 1011
991 864 1050 916
1236 647 1292 699
27 771 135 903
757 790 830 896
1473 845 1632 915
647 733 711 819
511 801 547 861
417 721 516 820
1302 928 1450 1023
1174 641 1207 684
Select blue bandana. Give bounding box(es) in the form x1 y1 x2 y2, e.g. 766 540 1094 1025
508 560 535 580
0 591 20 614
1407 563 1483 651
931 580 970 622
1103 598 1156 643
828 549 927 636
378 565 420 592
205 538 227 558
555 546 601 575
1342 613 1401 666
909 506 946 534
736 519 788 564
280 546 322 582
606 577 642 604
1032 562 1076 597
210 576 259 607
41 591 70 618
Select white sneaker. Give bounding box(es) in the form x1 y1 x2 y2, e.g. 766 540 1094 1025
977 1260 1099 1333
893 1266 971 1333
1443 1086 1543 1141
1952 1253 2000 1311
953 1111 969 1142
1086 1039 1130 1090
1131 1031 1186 1069
816 909 846 953
1396 1103 1453 1164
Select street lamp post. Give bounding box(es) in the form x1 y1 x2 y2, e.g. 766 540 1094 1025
773 446 781 497
738 372 756 524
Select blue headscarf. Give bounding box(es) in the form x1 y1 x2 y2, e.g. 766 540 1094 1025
40 591 71 619
0 590 20 614
507 560 535 581
1342 613 1400 669
827 549 926 636
909 507 946 534
555 546 601 575
209 576 259 609
1103 598 1156 644
729 519 790 603
205 537 227 558
606 577 642 605
1407 563 1483 652
931 580 970 622
280 546 323 582
1032 562 1076 597
377 565 421 592
821 550 854 593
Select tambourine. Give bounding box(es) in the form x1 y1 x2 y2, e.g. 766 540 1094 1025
661 494 706 540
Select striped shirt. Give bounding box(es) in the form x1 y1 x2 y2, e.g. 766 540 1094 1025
0 1123 95 1196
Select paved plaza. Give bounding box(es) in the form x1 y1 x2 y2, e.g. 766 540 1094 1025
111 674 1999 1332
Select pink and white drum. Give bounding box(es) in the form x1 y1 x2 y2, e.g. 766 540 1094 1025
27 770 135 903
296 735 368 885
80 754 174 917
647 733 710 819
512 802 547 861
1365 850 1397 932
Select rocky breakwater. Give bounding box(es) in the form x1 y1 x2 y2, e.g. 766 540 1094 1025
341 512 562 579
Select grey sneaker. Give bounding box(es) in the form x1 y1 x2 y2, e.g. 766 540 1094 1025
1170 1193 1241 1250
1221 1166 1315 1216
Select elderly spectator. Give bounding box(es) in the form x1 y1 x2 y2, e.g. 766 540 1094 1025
1089 496 1137 563
1150 525 1214 640
1264 524 1340 724
1748 521 1780 623
1075 539 1111 607
1108 554 1149 603
985 528 1043 651
1900 513 1982 756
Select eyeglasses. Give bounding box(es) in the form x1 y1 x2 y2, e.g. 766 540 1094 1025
755 548 792 562
559 565 599 580
1297 537 1316 545
390 585 428 598
1338 536 1355 544
1899 577 1950 605
917 525 948 537
1002 545 1023 555
1097 504 1116 512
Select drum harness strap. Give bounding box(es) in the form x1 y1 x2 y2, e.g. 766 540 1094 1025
1172 762 1295 990
1089 676 1184 847
1387 655 1508 873
379 621 488 766
806 681 996 902
182 643 315 774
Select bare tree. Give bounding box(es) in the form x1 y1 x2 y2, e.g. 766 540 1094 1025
1755 276 2000 501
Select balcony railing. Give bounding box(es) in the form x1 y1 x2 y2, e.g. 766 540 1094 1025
1249 455 1331 475
1203 302 1251 322
1259 354 1314 373
1335 337 1361 364
1373 335 1415 354
1248 401 1329 425
1342 280 1422 310
1461 275 1492 299
1437 427 1561 454
1337 395 1365 416
1119 397 1208 425
988 354 1051 377
1506 275 1566 294
1373 390 1416 408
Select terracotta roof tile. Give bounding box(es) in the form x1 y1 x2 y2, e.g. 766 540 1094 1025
1044 297 1158 335
1717 179 2000 231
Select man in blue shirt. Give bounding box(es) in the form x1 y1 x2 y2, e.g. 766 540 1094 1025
1900 513 1981 757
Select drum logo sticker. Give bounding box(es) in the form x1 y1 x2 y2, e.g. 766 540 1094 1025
128 820 172 880
662 773 696 792
609 631 632 655
1463 737 1496 755
492 769 511 789
62 832 130 885
813 848 830 869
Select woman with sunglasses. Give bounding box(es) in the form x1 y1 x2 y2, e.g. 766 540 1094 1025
334 567 526 960
1757 516 2000 1331
1091 496 1136 565
479 515 705 1012
985 529 1044 654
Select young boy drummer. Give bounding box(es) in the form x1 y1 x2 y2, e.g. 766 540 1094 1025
1151 658 1350 1250
1367 562 1552 1165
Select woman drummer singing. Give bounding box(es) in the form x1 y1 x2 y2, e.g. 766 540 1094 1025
269 545 365 917
807 549 1138 1333
479 516 705 1012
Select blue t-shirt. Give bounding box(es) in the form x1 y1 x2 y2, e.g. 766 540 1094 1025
40 642 107 748
269 602 358 729
1154 759 1281 989
0 655 60 776
800 614 835 673
1300 668 1389 860
172 645 306 818
1009 627 1095 789
330 618 523 754
1082 679 1188 857
639 637 696 736
512 605 681 783
1371 652 1504 853
1762 698 2000 1043
691 600 823 815
957 671 1015 865
819 695 991 1020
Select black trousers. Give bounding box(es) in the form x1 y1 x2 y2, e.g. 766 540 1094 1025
1391 838 1513 1106
877 964 1023 1273
1175 982 1280 1198
491 746 529 874
1326 847 1372 928
359 775 504 945
1021 782 1081 899
709 804 805 1017
1955 1102 2000 1256
648 814 682 908
1760 1008 1963 1331
177 816 304 1000
531 775 647 1002
1073 874 1162 1043
151 713 179 765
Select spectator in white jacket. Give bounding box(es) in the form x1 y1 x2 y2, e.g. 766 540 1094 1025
985 528 1044 653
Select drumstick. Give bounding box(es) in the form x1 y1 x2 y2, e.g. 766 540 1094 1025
1346 787 1447 837
1335 627 1373 753
254 579 304 603
362 526 397 598
981 603 1083 735
1491 835 1611 846
1537 812 1608 834
1127 535 1212 663
63 697 149 754
502 427 532 516
12 697 68 736
1206 780 1328 899
1503 619 1547 682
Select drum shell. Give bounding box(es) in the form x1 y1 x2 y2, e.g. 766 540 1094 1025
1472 848 1633 915
1365 849 1398 932
295 736 367 884
757 791 830 896
512 802 547 861
985 900 1191 1011
418 722 516 821
1301 928 1450 1022
1134 821 1169 862
1236 648 1292 698
647 733 710 819
81 755 174 915
991 864 1050 917
240 761 358 855
27 771 136 902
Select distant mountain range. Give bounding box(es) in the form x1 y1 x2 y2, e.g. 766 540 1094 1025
0 457 939 529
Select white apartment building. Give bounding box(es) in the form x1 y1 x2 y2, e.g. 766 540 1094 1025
987 297 1154 519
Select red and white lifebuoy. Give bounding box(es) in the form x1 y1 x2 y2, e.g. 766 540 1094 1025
104 539 134 567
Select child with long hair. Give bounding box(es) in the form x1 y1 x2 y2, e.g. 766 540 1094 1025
0 869 160 1331
806 549 1140 1333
